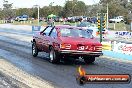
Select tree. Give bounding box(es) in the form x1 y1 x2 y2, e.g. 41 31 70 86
15 8 32 17
99 0 129 18
86 4 101 17
63 1 86 17
0 10 4 19
73 1 86 16
2 0 14 18
63 1 73 17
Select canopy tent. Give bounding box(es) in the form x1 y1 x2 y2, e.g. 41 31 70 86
47 14 56 18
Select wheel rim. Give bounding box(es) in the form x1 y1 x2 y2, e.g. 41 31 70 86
32 44 36 55
50 50 54 61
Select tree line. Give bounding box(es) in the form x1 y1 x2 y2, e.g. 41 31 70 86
0 0 132 22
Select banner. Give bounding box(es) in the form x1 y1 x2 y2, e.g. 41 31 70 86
32 26 41 32
113 41 132 55
115 31 132 38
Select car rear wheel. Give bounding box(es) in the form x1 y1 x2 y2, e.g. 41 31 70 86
83 56 95 64
49 47 60 64
32 42 38 57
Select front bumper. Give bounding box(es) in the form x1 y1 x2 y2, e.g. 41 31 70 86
59 50 103 56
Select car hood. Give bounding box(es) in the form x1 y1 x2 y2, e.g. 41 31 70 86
59 37 101 45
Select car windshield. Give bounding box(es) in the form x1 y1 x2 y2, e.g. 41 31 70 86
60 28 93 38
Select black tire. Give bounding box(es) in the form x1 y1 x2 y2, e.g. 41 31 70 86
49 47 60 64
83 56 95 64
32 42 38 57
120 20 124 23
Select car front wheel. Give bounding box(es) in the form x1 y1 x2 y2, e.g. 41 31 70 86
49 47 60 64
83 56 95 64
32 42 38 57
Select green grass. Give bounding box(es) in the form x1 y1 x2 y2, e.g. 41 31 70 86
108 23 129 31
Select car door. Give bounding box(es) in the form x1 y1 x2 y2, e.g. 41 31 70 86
35 26 49 51
49 28 59 51
41 26 53 52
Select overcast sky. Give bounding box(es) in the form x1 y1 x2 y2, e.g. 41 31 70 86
0 0 100 8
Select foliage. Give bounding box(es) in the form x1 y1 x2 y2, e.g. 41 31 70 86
63 1 86 17
0 0 131 21
2 0 14 18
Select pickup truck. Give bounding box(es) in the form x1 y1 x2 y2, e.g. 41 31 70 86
109 16 124 23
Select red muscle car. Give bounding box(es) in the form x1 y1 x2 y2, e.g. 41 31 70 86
32 25 103 64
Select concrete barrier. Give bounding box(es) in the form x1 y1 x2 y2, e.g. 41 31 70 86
103 50 132 60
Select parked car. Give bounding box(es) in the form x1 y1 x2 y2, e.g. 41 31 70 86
67 16 76 22
6 18 14 23
67 16 73 22
109 16 124 23
15 15 28 21
59 17 64 22
53 16 60 22
32 25 103 64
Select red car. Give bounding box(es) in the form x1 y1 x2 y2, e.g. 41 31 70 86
32 25 103 64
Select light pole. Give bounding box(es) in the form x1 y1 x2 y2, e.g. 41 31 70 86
106 3 109 30
33 5 40 26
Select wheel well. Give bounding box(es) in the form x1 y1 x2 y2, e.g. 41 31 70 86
33 39 36 42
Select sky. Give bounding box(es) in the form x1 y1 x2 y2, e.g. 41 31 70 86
0 0 100 8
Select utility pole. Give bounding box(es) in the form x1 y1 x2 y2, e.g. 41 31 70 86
106 3 109 30
33 5 40 26
38 6 39 26
100 13 103 43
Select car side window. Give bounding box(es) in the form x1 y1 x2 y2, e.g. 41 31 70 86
43 27 52 36
50 28 57 38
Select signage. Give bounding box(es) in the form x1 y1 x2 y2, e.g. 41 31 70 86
32 26 41 32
